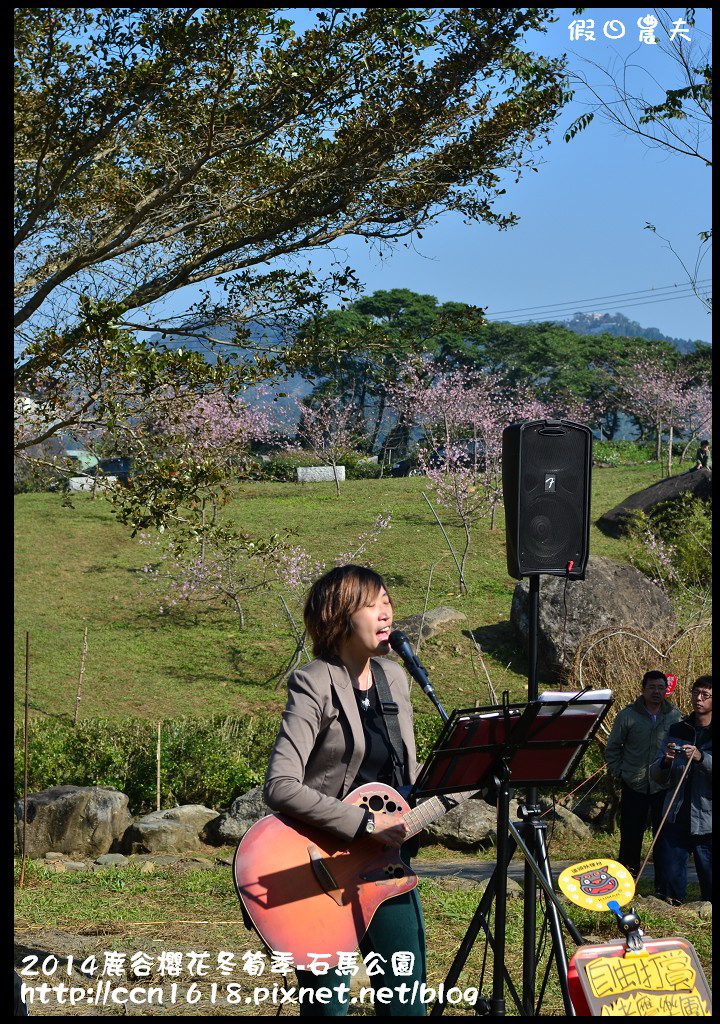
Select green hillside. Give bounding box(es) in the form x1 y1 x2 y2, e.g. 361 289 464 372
15 465 670 724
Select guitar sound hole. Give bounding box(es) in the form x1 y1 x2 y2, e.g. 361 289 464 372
368 795 385 812
385 801 397 813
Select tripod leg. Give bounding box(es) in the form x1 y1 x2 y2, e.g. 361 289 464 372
522 817 576 1016
522 807 538 1013
430 778 516 1018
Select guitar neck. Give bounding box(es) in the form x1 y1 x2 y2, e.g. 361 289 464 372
402 791 474 839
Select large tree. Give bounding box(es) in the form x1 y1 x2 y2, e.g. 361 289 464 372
293 288 485 450
15 8 567 489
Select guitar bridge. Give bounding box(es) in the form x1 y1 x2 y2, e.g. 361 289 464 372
307 845 346 906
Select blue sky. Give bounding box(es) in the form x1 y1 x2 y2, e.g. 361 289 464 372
293 7 712 344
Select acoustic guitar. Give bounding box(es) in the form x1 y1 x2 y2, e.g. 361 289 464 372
233 782 473 966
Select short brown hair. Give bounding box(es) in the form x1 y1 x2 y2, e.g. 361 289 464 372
304 565 392 659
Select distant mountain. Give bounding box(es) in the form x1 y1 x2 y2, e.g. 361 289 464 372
146 324 279 364
146 325 312 407
546 311 706 353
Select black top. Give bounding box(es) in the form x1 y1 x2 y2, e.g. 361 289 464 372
351 682 395 788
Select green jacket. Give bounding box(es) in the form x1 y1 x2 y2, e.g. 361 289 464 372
604 696 682 794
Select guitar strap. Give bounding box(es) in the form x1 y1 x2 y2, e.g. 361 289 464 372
370 658 407 791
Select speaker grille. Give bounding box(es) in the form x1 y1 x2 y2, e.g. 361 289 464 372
522 496 584 568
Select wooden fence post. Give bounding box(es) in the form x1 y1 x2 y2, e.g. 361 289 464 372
156 722 162 811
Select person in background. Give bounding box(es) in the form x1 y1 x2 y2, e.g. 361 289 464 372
694 439 711 470
605 670 682 895
650 675 712 905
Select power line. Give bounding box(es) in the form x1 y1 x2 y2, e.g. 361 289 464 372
490 289 711 326
484 280 712 318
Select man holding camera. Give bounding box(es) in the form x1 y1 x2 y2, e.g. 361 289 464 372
650 676 712 904
605 670 682 894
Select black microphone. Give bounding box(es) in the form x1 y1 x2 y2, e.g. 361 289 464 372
389 629 448 722
389 630 432 692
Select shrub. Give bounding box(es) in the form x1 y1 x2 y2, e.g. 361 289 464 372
14 714 280 813
593 440 657 466
255 450 382 481
255 453 319 482
627 495 712 588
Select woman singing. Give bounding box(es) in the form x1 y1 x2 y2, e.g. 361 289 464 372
264 564 427 1016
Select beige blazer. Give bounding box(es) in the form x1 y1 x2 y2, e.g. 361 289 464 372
264 656 419 842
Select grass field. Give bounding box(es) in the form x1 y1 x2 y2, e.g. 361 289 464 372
15 464 671 723
14 853 711 1016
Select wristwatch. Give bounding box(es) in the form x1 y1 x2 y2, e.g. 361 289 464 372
365 811 376 834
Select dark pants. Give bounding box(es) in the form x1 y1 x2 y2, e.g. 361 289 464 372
657 824 712 904
618 784 668 890
295 887 426 1016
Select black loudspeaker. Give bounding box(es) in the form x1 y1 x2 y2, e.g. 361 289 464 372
502 420 592 580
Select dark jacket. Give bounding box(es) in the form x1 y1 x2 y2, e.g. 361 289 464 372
605 696 682 793
650 714 712 834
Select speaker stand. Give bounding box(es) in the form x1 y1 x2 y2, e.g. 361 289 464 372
523 574 541 1010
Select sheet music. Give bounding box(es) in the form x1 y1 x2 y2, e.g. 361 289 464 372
539 689 612 715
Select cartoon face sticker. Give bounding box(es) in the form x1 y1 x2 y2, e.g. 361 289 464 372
572 865 619 897
559 859 634 911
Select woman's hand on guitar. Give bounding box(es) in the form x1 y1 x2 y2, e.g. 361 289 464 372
369 812 408 849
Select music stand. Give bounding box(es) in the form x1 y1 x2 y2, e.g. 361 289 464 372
411 689 612 1017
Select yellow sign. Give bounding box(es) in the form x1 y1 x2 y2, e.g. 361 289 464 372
558 858 635 911
571 938 712 1016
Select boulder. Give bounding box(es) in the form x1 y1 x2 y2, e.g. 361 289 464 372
297 466 345 483
121 805 220 855
421 796 519 851
15 785 132 859
537 800 594 842
391 607 467 646
596 469 711 538
422 795 592 851
211 787 271 844
510 555 676 681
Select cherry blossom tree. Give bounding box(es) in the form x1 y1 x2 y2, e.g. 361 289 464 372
622 361 697 475
116 385 278 535
679 383 712 462
141 510 392 681
290 395 367 497
386 362 555 589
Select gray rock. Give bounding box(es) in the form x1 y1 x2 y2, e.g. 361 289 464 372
421 794 591 851
212 787 270 844
596 469 711 537
95 853 130 866
391 607 467 646
122 820 201 855
422 797 518 851
120 805 220 855
141 804 221 832
510 555 677 681
15 785 132 860
571 797 612 826
537 801 594 841
297 466 345 483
